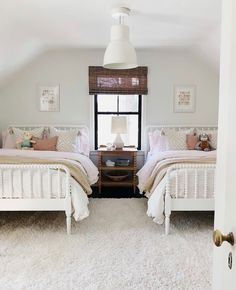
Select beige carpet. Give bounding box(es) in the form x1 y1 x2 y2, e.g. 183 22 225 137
0 199 213 290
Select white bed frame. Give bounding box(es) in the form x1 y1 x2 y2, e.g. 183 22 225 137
0 125 89 234
165 163 215 235
145 125 217 235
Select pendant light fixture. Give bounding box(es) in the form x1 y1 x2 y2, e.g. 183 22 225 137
103 7 138 70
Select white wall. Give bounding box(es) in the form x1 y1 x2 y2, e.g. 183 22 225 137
0 48 219 148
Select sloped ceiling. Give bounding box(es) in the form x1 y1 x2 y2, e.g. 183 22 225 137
0 0 222 83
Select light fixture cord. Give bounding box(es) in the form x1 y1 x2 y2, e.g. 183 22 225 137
117 95 119 115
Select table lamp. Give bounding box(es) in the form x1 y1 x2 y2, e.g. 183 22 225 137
111 116 127 149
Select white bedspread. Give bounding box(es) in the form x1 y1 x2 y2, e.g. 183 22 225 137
137 150 216 223
0 149 98 184
0 149 99 221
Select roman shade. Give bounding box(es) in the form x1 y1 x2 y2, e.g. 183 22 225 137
89 66 148 95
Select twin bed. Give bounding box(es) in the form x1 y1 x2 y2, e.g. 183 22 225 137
0 125 98 234
0 125 216 235
137 126 216 234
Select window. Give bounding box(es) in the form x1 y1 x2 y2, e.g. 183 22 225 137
89 66 147 150
94 94 142 149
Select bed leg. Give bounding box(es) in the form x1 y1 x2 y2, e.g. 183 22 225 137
66 214 71 235
165 215 170 235
66 194 72 235
164 190 171 235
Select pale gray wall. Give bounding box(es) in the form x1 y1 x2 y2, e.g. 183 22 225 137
140 50 219 125
0 48 219 148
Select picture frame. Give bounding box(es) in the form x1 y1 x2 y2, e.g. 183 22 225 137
174 85 196 113
39 85 60 112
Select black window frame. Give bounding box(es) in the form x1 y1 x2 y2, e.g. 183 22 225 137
94 94 142 150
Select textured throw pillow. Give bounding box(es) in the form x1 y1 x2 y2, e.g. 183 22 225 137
50 127 78 152
197 129 218 149
12 127 44 141
32 136 58 151
186 134 198 150
164 129 194 150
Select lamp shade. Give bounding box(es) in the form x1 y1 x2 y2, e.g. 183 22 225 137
103 24 138 69
111 116 127 134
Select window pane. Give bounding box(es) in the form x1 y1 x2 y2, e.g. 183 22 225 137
119 95 139 112
97 94 139 112
97 114 138 148
97 95 117 112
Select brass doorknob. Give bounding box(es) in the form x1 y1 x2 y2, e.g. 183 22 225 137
213 229 234 247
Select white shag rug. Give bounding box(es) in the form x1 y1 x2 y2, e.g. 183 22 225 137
0 199 213 290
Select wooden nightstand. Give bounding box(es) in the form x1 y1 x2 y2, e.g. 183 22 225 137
97 148 138 194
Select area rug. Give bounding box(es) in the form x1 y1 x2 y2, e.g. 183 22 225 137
0 199 213 290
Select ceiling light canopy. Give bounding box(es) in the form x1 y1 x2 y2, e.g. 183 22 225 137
103 7 138 70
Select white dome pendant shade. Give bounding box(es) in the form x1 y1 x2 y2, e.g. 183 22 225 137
103 7 138 70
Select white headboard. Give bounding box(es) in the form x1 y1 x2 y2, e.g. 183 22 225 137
143 125 218 153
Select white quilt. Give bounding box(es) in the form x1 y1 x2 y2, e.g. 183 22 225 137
0 149 99 221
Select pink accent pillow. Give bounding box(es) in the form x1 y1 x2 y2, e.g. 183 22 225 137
32 136 58 151
186 134 198 150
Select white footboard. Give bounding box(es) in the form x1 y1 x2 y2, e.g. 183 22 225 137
164 163 215 235
0 164 72 234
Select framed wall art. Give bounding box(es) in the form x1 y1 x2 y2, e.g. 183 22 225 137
39 85 60 112
174 85 196 113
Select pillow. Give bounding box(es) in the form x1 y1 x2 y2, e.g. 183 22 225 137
197 129 218 149
148 129 162 153
12 127 44 141
1 130 7 147
186 134 198 150
2 129 17 149
164 129 194 150
50 127 78 152
32 136 58 151
151 135 169 154
77 129 90 156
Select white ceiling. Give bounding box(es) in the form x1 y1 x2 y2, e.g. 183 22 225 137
0 0 222 82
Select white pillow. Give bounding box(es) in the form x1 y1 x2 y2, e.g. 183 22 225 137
151 135 169 154
2 130 16 149
2 128 20 149
77 128 90 156
164 129 194 150
50 127 78 152
197 129 218 149
148 129 162 153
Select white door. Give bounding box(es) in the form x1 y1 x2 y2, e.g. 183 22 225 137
213 0 236 289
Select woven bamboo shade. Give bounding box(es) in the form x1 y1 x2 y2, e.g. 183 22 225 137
89 66 148 95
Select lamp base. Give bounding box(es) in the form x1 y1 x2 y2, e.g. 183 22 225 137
113 133 124 150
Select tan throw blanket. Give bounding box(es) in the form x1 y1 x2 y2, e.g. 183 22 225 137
0 155 92 195
137 151 217 195
145 157 216 195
